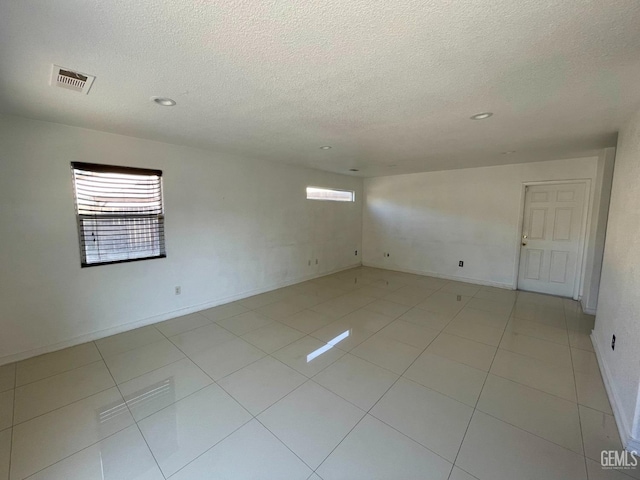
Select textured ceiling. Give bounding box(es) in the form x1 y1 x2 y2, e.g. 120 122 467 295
1 0 640 176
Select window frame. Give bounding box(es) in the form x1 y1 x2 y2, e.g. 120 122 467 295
306 186 356 202
70 162 167 268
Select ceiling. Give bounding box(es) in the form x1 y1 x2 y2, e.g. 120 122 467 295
1 0 639 177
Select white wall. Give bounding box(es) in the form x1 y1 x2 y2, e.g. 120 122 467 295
362 157 604 293
593 106 640 450
0 115 362 364
581 147 616 314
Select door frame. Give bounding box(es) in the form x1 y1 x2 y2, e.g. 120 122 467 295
512 179 593 300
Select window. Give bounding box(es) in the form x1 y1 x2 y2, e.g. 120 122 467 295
306 186 355 202
71 162 166 267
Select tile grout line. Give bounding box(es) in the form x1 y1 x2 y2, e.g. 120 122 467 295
460 293 609 469
169 297 354 390
143 314 317 478
13 356 103 389
450 292 604 477
15 342 161 480
10 358 151 428
123 341 256 477
485 362 580 404
309 287 473 476
163 417 256 479
252 382 328 473
440 328 505 349
150 314 279 422
448 287 518 473
154 313 304 388
20 424 135 479
94 340 169 480
10 384 117 429
486 343 609 409
288 272 410 477
566 300 592 480
501 320 572 347
469 403 590 458
386 300 591 460
449 467 480 480
214 368 303 418
299 291 455 383
311 315 454 473
504 316 572 347
480 305 602 407
172 377 319 477
163 325 278 386
240 273 407 475
153 318 232 385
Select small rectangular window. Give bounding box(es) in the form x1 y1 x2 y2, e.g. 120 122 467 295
306 187 355 202
71 162 166 267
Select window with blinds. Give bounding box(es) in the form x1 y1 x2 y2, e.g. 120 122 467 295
71 162 166 267
306 187 355 202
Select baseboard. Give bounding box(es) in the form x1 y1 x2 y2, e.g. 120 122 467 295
0 262 362 366
362 262 514 290
591 331 638 451
581 299 597 315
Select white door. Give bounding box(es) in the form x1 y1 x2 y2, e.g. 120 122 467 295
517 183 586 297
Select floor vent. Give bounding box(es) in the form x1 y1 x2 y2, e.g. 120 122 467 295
51 65 95 94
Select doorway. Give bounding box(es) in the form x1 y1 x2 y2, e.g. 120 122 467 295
517 182 588 298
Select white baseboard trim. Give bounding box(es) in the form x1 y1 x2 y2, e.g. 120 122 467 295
591 331 639 452
362 262 514 290
581 300 597 315
0 262 362 366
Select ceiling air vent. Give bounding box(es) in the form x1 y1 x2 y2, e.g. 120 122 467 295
51 65 95 94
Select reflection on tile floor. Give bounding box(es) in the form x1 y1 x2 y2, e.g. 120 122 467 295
0 267 636 479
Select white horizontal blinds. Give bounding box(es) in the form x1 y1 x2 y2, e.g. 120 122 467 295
306 187 355 202
71 162 166 266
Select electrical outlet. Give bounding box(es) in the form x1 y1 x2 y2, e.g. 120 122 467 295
355 250 358 256
175 286 181 295
459 261 464 267
612 334 616 350
308 260 311 266
387 253 390 257
315 259 318 265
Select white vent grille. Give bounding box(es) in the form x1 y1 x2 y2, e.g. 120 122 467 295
51 65 95 94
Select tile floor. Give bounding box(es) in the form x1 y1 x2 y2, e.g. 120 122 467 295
0 267 637 479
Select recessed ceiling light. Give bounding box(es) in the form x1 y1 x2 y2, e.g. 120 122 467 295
470 112 493 120
501 150 516 155
319 146 332 150
349 168 359 172
152 97 176 106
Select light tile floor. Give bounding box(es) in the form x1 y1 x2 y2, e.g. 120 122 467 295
0 267 637 479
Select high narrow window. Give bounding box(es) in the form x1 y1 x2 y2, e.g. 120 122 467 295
306 187 355 202
71 162 166 267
